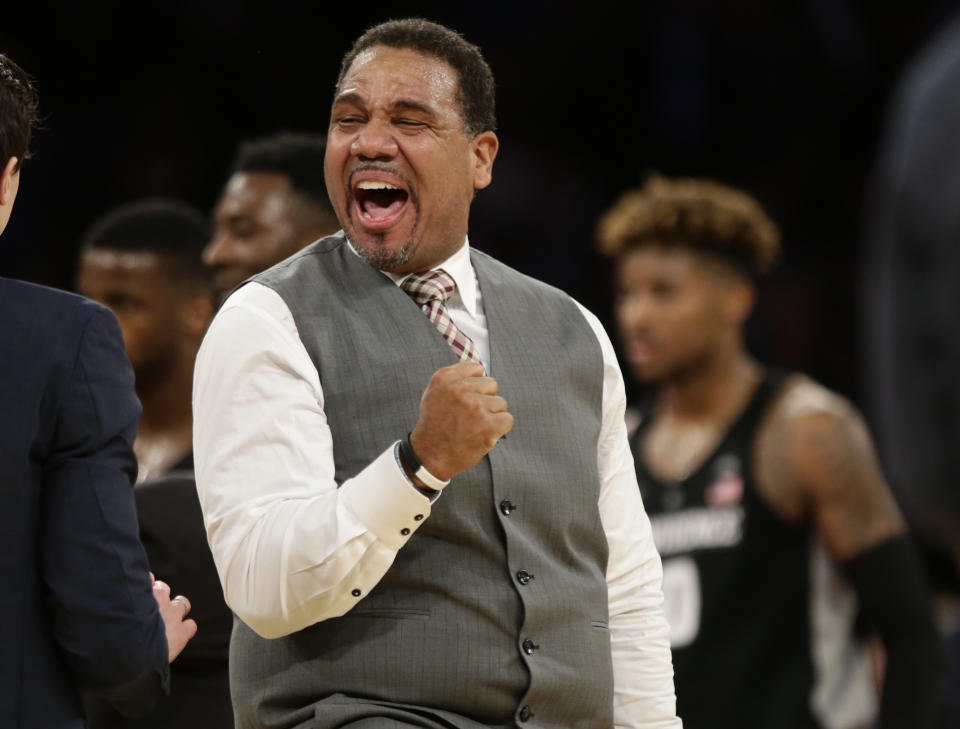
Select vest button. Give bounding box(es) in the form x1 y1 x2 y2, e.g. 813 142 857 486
516 570 533 585
499 499 516 515
351 588 361 597
413 514 424 521
400 528 410 536
518 706 534 722
522 638 539 655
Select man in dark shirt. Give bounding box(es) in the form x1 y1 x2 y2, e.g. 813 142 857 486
205 133 339 303
78 200 214 482
598 175 942 729
77 200 233 728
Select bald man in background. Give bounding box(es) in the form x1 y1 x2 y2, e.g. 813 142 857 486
205 133 340 303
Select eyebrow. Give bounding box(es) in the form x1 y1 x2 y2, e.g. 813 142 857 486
213 212 252 227
389 99 436 118
331 93 437 119
331 91 366 110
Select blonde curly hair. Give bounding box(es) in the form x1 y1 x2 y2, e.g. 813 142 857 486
596 175 780 277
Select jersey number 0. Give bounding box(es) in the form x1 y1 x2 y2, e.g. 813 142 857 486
661 556 701 648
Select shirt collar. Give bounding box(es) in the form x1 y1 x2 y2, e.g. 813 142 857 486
380 237 478 317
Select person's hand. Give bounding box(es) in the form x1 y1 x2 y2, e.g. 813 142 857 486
151 576 198 662
409 361 514 481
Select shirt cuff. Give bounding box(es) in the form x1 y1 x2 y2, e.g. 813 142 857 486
340 443 435 551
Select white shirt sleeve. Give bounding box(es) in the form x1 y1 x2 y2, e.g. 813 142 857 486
194 277 679 725
192 283 434 639
575 303 682 729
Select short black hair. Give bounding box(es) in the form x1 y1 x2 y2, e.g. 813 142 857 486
82 199 212 289
0 53 40 172
230 132 335 221
336 18 496 136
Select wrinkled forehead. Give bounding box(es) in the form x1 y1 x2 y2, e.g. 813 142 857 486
335 45 460 114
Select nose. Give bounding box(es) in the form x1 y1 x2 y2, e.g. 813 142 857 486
203 233 233 267
351 120 398 160
617 292 652 331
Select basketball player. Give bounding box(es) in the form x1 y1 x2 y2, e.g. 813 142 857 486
78 200 214 481
76 199 233 728
598 175 942 729
205 133 340 304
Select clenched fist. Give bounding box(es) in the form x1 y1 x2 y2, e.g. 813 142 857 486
409 362 514 481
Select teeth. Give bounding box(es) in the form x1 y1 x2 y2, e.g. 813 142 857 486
362 211 372 219
357 181 400 191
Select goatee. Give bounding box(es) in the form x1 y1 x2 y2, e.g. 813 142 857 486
353 234 417 271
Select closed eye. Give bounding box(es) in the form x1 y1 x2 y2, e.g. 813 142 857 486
104 294 140 312
651 281 678 299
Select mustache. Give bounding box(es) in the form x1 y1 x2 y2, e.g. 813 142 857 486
348 164 415 195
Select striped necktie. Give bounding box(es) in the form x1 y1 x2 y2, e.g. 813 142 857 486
401 270 482 365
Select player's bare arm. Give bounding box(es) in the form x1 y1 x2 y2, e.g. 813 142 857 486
755 375 905 559
757 375 940 729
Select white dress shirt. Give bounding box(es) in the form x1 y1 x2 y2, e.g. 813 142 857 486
193 240 681 729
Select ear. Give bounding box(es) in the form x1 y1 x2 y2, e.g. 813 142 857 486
471 131 498 191
0 157 19 205
180 291 215 338
723 278 756 326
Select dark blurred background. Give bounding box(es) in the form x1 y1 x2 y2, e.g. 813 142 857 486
2 0 957 403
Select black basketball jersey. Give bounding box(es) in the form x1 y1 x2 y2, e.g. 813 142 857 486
633 370 876 729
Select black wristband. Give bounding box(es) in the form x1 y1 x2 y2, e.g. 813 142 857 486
400 432 424 474
398 434 448 495
843 534 944 729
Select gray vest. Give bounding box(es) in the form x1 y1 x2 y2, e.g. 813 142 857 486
232 233 612 729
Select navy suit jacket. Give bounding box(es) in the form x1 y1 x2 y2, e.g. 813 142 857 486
0 277 169 728
84 468 234 728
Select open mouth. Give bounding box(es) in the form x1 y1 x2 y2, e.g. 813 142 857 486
354 180 410 226
626 339 656 364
